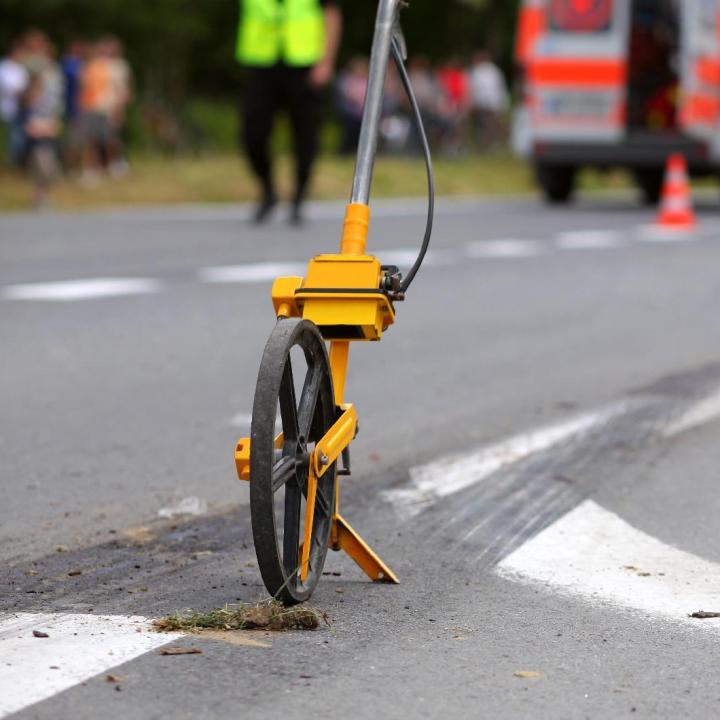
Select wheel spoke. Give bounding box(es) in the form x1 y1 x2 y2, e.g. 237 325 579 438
298 361 324 440
282 482 302 579
272 456 297 493
279 358 300 443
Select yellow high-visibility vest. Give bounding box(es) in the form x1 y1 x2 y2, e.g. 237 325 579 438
237 0 325 67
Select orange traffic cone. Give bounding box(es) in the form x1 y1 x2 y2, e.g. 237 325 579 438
656 153 696 230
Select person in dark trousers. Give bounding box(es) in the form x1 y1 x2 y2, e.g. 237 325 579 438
237 0 342 225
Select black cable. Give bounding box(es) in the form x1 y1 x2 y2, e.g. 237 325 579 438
390 36 435 294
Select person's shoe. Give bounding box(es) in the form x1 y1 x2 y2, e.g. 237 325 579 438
253 192 277 224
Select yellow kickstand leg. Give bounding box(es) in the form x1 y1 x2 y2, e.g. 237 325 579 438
300 466 318 583
330 513 399 584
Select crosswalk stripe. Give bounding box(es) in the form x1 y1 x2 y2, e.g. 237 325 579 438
0 613 182 718
382 400 633 519
497 500 720 627
665 385 720 437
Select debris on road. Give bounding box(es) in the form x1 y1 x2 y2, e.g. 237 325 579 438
196 631 272 648
122 526 155 544
623 565 652 577
32 630 49 638
153 601 325 633
159 647 204 656
514 671 543 680
689 611 720 619
67 570 83 577
157 497 207 519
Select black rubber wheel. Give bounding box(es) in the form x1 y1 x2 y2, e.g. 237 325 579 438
634 168 664 205
536 163 577 204
249 318 337 604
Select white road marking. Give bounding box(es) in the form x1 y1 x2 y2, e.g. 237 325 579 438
198 262 306 284
157 496 207 518
0 613 182 719
497 500 720 627
377 248 451 268
465 239 543 259
1 278 161 302
556 230 624 250
664 386 720 437
636 225 698 243
382 401 632 518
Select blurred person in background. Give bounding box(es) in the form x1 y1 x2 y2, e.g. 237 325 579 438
0 36 30 167
378 63 408 153
106 36 133 178
437 56 470 154
60 39 87 169
21 31 64 208
236 0 342 225
335 56 367 155
407 56 455 151
469 49 509 149
77 38 114 185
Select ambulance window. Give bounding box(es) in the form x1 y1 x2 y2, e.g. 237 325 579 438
549 0 614 33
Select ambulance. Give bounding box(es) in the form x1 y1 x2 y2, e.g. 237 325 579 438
513 0 720 203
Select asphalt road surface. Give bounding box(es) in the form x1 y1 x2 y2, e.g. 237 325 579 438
2 194 720 719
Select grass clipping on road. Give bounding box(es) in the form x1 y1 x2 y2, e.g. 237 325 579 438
153 600 326 633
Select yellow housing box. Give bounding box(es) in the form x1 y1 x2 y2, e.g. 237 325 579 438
295 254 395 341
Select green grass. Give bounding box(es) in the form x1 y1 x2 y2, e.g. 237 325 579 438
153 600 325 632
0 137 641 213
0 151 540 212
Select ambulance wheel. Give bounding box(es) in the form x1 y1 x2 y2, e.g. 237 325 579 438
634 169 663 205
536 164 576 204
249 318 337 605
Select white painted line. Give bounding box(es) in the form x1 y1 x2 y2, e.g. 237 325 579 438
382 401 632 518
1 278 162 302
0 613 182 719
198 262 306 284
200 251 451 287
665 386 720 438
497 500 720 627
377 248 451 268
636 224 698 243
556 230 624 250
465 239 543 259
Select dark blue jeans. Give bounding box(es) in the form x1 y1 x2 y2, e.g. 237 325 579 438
6 115 26 166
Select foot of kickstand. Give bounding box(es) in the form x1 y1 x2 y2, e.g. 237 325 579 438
330 513 399 584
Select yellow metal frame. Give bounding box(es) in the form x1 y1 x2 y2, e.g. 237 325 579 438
235 202 399 586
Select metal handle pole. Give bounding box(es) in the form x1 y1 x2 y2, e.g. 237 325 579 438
350 0 402 206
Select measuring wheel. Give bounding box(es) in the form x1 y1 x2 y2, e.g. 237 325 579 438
249 318 337 604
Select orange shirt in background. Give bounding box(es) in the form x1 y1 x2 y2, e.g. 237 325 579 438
80 58 114 114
